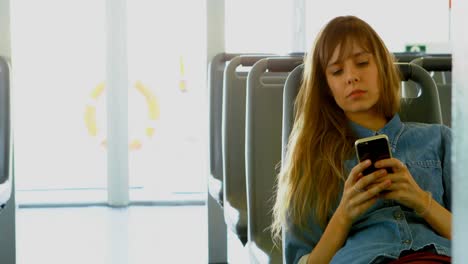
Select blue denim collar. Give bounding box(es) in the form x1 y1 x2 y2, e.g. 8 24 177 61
348 114 404 151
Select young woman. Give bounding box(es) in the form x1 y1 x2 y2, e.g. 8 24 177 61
271 16 452 264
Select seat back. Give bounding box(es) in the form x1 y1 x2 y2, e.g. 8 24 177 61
283 63 442 140
0 56 12 204
281 62 442 261
281 64 303 161
245 56 303 264
393 52 426 63
398 62 443 124
435 84 451 127
411 56 452 84
411 56 452 72
222 54 273 243
411 56 452 126
208 53 241 206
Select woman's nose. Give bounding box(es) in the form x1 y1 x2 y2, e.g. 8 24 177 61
347 76 360 85
346 69 360 85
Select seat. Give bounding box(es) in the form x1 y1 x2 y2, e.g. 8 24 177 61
245 56 303 263
432 83 451 127
281 62 443 262
393 52 451 64
283 63 442 142
207 53 242 264
411 56 451 72
411 56 452 126
397 62 443 124
208 52 241 207
281 64 303 162
411 56 452 84
0 56 12 205
0 56 15 264
393 52 426 63
222 54 274 245
394 54 451 98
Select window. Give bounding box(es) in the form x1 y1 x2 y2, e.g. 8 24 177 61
127 1 207 200
225 0 293 54
11 0 208 203
11 1 107 203
305 0 450 52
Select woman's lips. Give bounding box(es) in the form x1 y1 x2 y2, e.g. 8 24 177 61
348 90 367 98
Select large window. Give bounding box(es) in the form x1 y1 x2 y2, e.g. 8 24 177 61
225 0 293 54
11 1 207 203
11 1 107 202
127 1 207 200
305 0 450 53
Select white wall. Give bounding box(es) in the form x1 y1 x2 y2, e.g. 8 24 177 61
451 0 468 263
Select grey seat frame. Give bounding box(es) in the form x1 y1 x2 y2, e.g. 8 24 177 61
208 52 241 206
0 56 12 205
283 62 443 149
397 62 443 124
245 56 303 264
411 56 452 127
222 55 274 244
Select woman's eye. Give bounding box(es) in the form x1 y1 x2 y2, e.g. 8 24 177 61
357 61 369 66
332 69 343 76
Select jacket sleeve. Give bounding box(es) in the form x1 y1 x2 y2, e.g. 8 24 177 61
441 125 452 211
283 214 324 264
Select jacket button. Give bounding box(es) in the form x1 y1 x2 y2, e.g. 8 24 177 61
394 211 403 220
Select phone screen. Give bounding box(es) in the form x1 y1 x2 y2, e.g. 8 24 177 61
355 136 392 176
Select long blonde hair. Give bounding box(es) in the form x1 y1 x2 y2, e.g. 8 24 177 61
271 16 401 243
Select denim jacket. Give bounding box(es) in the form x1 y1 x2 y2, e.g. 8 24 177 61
284 114 451 264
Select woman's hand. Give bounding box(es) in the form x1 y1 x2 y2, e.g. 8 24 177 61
374 158 428 213
336 159 392 225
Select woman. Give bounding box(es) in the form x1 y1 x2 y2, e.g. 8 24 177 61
271 16 451 264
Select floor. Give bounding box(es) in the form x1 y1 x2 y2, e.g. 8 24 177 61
16 205 208 264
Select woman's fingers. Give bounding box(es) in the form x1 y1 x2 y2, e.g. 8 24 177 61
350 173 391 205
348 159 372 184
367 179 391 196
342 160 393 221
353 196 379 214
351 180 391 208
346 180 390 217
353 169 388 191
375 158 406 172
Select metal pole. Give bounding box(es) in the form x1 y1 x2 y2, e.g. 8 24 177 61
206 0 228 263
106 0 129 206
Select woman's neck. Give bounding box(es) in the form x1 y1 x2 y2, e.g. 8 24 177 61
346 112 387 132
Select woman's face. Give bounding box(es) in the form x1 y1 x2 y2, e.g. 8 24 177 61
325 42 381 118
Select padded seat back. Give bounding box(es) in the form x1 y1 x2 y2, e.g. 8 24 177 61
208 53 241 206
398 62 443 124
411 56 452 126
222 54 274 244
245 56 303 264
0 56 12 205
281 62 443 261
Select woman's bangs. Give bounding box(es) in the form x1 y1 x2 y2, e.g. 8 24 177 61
319 26 373 70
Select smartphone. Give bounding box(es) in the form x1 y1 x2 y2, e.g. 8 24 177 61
354 134 392 176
